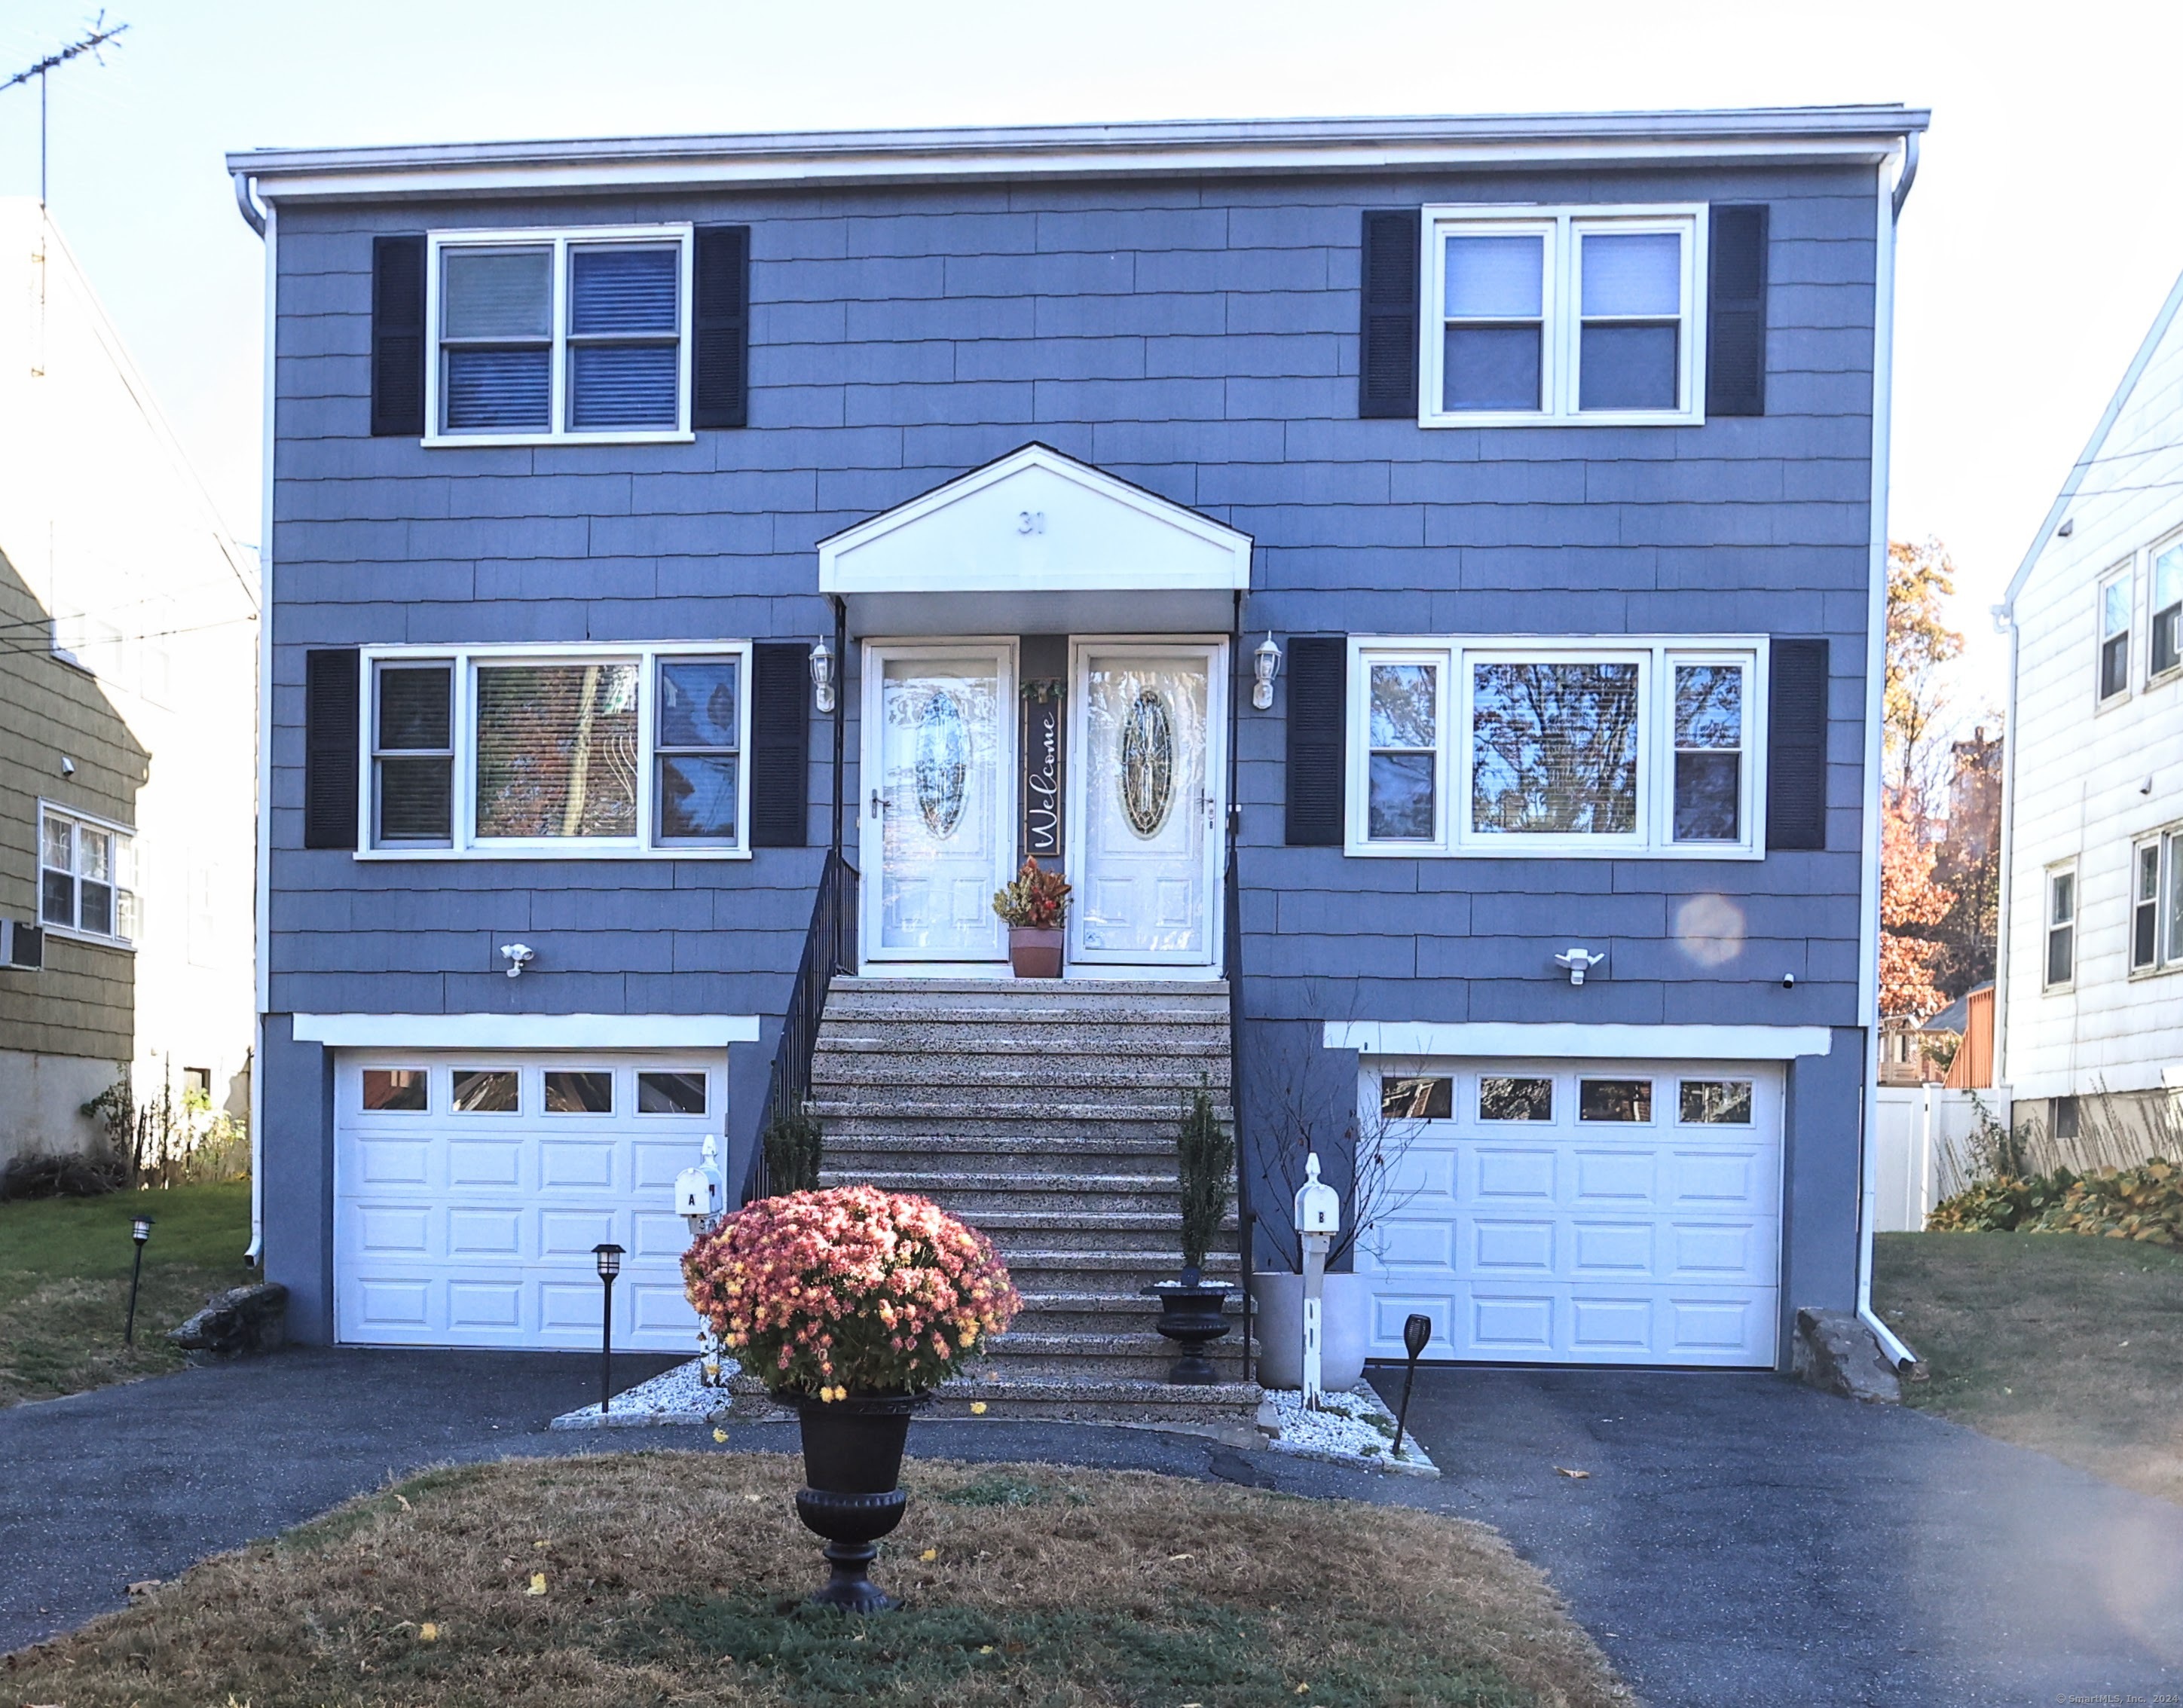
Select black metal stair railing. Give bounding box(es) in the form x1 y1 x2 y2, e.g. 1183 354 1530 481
741 849 858 1206
1224 846 1255 1383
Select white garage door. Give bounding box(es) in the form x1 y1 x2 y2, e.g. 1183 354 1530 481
334 1051 723 1351
1356 1059 1784 1367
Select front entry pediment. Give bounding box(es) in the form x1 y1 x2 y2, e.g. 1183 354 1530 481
817 443 1252 599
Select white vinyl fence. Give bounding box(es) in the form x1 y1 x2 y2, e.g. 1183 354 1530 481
1873 1085 2010 1233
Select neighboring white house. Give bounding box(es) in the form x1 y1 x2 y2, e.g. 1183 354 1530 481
1995 263 2183 1148
0 200 258 1165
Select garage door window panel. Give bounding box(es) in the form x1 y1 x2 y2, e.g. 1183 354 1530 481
544 1071 615 1114
362 1068 428 1112
453 1070 519 1113
1380 1074 1452 1120
1678 1079 1753 1123
638 1071 708 1115
1478 1076 1553 1121
1579 1078 1653 1122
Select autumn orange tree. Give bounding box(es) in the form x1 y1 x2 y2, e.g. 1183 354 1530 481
1879 537 1965 1017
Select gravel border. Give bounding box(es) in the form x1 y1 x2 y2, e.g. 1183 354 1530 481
1261 1384 1440 1477
557 1361 1436 1477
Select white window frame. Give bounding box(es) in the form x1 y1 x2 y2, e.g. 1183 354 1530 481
1344 636 1767 859
422 224 696 448
38 800 139 949
355 641 752 860
1418 203 1708 429
2043 861 2078 992
2096 561 2133 705
2128 826 2183 977
2148 530 2183 685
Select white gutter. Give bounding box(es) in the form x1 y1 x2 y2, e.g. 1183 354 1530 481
1854 145 1917 1370
224 105 1928 203
243 179 274 1266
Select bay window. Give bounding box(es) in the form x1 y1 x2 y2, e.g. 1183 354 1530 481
1422 203 1705 427
39 803 137 945
359 643 748 857
1347 637 1764 857
428 226 692 444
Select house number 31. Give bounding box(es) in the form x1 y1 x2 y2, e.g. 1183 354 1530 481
1016 510 1046 534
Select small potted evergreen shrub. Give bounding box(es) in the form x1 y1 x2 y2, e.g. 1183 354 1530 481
991 855 1070 978
1145 1085 1235 1383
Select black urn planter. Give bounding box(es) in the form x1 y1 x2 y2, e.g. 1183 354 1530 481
1145 1276 1234 1384
791 1390 928 1612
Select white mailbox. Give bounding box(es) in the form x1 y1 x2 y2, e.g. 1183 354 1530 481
1294 1152 1342 1410
675 1136 726 1225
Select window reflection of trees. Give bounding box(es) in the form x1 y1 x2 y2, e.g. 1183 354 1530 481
1470 662 1639 834
475 663 639 838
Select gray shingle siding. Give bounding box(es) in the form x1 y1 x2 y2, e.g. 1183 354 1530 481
265 157 1883 1343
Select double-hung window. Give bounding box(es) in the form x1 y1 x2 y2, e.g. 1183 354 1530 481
2044 864 2076 989
2150 535 2182 681
428 226 693 444
1421 204 1705 427
359 643 749 857
2097 565 2132 702
39 803 137 945
1346 637 1763 857
2130 829 2183 973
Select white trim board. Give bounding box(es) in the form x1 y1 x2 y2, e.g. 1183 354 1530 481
1325 1022 1834 1060
292 1013 761 1049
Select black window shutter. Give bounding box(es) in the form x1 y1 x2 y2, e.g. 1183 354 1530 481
304 649 362 851
370 235 427 438
749 641 809 848
1766 639 1828 851
1285 637 1348 847
693 225 751 429
1706 205 1769 418
1358 211 1420 420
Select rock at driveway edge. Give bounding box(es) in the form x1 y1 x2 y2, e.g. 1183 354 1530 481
169 1282 288 1359
1793 1308 1901 1404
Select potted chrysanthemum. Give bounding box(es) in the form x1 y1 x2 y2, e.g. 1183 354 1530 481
683 1184 1020 1611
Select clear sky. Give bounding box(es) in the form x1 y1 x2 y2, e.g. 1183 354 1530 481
4 0 2178 730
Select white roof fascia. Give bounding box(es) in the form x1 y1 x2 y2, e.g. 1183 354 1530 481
226 107 1928 202
2002 262 2183 616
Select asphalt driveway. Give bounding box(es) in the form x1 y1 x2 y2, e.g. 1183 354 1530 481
4 1351 2178 1707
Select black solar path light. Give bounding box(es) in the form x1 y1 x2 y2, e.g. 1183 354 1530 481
592 1243 625 1415
123 1213 154 1346
1392 1312 1432 1459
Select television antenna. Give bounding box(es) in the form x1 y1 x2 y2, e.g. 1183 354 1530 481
2 14 129 205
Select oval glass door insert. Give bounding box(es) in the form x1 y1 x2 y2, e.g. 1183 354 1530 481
915 689 969 839
1118 688 1176 838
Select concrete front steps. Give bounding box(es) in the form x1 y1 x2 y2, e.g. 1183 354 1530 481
812 976 1259 1436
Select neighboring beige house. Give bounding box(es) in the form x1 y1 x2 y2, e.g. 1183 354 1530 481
0 200 257 1166
1996 261 2183 1149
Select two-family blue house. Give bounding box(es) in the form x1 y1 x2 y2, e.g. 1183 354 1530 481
228 105 1925 1413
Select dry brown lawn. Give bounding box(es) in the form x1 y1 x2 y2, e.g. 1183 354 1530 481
1876 1231 2183 1505
2 1453 1628 1708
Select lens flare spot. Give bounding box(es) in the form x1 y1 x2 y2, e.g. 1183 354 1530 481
1674 893 1745 967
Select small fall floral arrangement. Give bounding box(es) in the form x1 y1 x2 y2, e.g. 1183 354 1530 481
992 855 1071 929
683 1184 1021 1401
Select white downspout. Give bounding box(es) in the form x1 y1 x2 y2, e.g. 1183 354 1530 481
1990 604 2019 1101
1856 141 1917 1370
242 177 274 1266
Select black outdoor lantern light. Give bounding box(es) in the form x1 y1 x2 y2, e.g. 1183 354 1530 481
592 1242 624 1415
1392 1312 1432 1460
124 1214 154 1346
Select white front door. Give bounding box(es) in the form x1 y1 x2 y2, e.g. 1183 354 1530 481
1355 1058 1785 1367
332 1051 722 1350
1068 640 1225 969
860 642 1017 967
